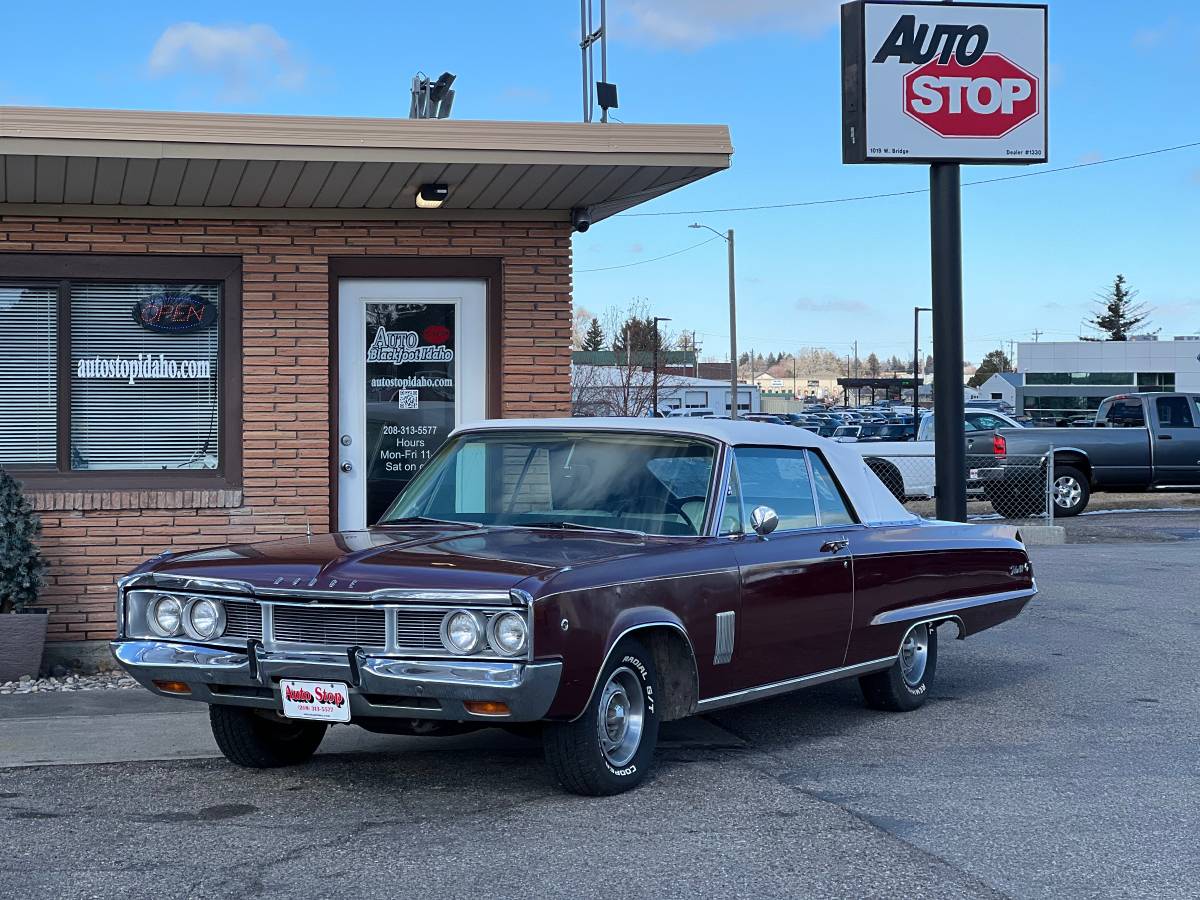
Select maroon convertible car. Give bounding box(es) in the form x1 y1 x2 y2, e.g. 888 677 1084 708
112 419 1036 795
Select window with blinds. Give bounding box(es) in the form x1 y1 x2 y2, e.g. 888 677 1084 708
0 282 58 467
69 282 221 471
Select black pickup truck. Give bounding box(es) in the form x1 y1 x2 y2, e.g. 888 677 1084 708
973 392 1200 517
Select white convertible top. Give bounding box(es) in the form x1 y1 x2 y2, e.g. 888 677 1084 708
453 417 918 526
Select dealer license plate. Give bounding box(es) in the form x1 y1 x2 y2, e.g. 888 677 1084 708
279 679 351 723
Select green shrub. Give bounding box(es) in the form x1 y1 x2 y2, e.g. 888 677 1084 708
0 468 45 614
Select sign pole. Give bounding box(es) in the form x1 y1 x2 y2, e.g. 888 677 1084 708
929 161 966 521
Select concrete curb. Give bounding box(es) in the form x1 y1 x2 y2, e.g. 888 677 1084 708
1018 525 1067 545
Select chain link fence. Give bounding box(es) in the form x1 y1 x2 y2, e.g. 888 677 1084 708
861 451 1055 523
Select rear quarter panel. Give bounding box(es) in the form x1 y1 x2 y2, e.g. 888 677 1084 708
846 521 1035 664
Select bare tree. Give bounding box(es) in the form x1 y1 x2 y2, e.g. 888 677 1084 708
572 299 684 416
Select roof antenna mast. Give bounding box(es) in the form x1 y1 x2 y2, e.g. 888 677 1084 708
409 71 457 119
580 0 618 123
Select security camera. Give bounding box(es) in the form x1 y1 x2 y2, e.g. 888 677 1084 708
571 207 593 233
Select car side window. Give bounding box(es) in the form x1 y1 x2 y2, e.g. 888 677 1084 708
807 451 857 526
971 413 1005 430
1155 396 1195 429
1098 399 1145 427
733 448 817 531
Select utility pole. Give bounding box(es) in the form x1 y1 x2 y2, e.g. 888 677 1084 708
1006 339 1016 370
687 223 737 418
1031 329 1043 343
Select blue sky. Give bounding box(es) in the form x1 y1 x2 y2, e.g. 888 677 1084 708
2 0 1197 365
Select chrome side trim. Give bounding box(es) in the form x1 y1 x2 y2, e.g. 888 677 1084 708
569 621 698 723
537 568 739 603
713 611 735 665
695 656 897 712
868 587 1037 627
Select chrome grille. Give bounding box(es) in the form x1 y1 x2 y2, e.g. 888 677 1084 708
395 610 451 649
271 605 386 647
223 601 264 641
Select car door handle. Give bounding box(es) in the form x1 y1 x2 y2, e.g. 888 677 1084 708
1158 434 1172 440
820 538 849 554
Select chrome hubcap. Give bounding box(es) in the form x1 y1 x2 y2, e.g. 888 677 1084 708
899 625 930 687
1054 476 1082 509
597 667 645 767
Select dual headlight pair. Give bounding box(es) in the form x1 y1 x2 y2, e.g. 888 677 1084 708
147 594 225 641
441 609 527 657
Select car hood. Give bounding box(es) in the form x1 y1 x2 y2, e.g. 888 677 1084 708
136 526 671 598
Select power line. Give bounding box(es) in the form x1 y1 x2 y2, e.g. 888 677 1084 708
619 140 1200 217
575 234 721 272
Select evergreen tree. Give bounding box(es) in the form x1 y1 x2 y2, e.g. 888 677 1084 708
1085 274 1155 341
866 353 881 377
581 317 605 352
0 468 45 614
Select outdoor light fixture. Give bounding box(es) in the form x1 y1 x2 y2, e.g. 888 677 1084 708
416 184 449 209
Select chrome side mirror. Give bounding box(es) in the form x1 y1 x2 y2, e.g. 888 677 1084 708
749 505 779 537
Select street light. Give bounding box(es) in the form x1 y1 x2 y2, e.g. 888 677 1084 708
651 316 672 416
913 306 932 440
689 223 738 418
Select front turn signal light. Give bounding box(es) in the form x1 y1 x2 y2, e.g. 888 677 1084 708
464 700 510 716
152 680 192 695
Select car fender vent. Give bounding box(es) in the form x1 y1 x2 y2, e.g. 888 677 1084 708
714 611 736 665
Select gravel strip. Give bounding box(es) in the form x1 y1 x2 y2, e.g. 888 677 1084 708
0 672 138 694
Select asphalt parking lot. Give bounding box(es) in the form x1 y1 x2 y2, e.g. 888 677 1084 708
2 532 1197 899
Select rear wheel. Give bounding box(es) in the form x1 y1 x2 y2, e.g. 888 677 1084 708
1050 465 1089 517
986 485 1044 519
859 622 939 712
543 637 660 796
209 705 327 768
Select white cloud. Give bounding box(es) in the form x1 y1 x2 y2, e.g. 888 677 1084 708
148 23 307 101
612 0 841 50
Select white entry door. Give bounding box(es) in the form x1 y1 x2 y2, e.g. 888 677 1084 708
337 278 487 530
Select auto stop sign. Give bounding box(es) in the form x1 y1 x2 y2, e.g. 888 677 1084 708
904 54 1038 138
841 1 1047 163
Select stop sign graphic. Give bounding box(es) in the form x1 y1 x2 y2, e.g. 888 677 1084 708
903 53 1038 139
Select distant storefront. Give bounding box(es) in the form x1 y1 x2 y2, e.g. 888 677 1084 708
0 105 731 655
1013 338 1200 423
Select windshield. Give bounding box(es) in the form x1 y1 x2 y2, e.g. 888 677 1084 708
380 430 718 536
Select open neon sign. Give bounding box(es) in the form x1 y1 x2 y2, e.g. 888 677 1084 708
131 293 218 334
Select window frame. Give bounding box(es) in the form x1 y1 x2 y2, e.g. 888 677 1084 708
721 445 860 537
1 254 242 491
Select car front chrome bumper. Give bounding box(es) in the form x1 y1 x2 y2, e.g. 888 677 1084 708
110 640 562 722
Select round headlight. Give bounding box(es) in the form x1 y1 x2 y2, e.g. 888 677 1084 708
148 594 183 637
187 598 225 640
441 609 485 655
488 611 528 657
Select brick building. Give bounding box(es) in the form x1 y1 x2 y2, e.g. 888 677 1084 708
0 106 731 660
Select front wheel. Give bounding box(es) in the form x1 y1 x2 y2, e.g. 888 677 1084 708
543 637 661 796
209 705 327 768
859 622 939 712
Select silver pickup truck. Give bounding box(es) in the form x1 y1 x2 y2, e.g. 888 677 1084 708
974 393 1200 517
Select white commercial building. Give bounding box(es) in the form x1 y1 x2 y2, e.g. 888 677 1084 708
1012 337 1200 423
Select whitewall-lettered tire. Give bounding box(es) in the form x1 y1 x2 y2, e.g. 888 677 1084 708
859 622 939 712
543 637 661 796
